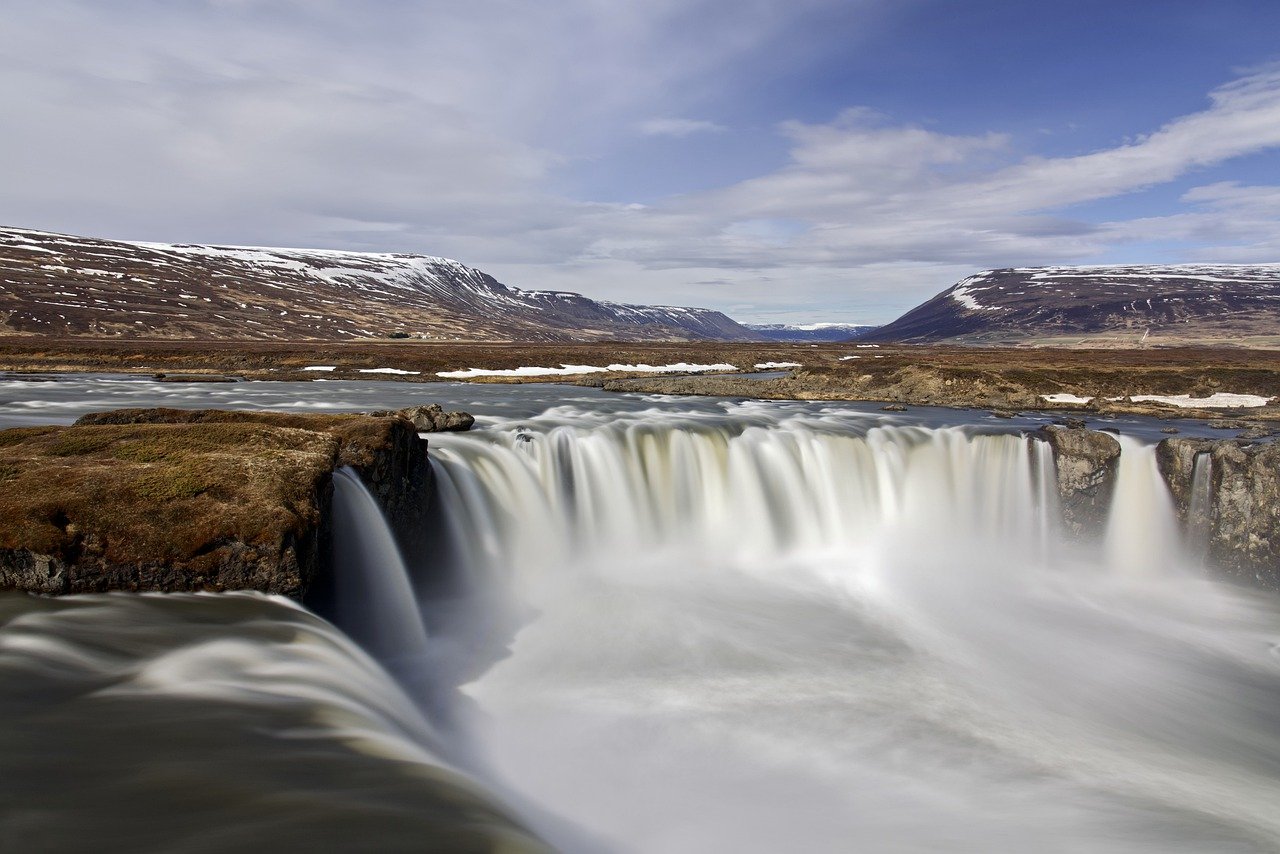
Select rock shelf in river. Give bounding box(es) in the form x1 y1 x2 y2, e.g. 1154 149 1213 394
0 406 471 596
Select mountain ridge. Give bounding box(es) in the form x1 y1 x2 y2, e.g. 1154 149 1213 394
863 264 1280 345
745 323 876 342
0 227 762 342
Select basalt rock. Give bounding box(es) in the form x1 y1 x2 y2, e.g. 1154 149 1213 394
1034 425 1121 537
399 404 475 433
0 408 436 597
1157 437 1280 589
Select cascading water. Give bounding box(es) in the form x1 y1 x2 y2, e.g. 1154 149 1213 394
418 410 1280 854
1104 434 1185 577
11 377 1278 852
328 467 431 678
1188 451 1215 562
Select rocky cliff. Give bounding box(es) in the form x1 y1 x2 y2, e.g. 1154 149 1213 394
1035 426 1280 589
1157 437 1280 589
0 407 463 597
1034 426 1122 538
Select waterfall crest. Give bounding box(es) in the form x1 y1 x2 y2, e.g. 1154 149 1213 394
428 418 1184 593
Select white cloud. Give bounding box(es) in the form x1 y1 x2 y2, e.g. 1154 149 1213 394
0 3 1278 324
638 118 725 137
532 66 1280 317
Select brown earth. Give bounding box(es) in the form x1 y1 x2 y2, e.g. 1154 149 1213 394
4 337 1280 422
0 408 447 596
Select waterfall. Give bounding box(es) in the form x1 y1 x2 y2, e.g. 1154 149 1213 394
1104 435 1183 577
329 467 431 673
428 420 1186 595
412 413 1280 854
1187 451 1215 563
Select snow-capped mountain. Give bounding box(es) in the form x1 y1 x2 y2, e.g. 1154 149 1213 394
0 227 760 342
745 323 876 343
864 264 1280 344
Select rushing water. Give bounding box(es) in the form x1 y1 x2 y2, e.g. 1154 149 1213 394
2 376 1280 852
427 408 1280 854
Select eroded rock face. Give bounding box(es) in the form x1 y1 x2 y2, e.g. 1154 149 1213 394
1157 437 1280 588
0 409 437 597
1034 425 1122 537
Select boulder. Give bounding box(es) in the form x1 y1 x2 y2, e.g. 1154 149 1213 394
400 404 475 433
1034 425 1121 537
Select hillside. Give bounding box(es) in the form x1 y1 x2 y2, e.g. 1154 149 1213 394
864 265 1280 346
745 323 875 342
0 227 761 342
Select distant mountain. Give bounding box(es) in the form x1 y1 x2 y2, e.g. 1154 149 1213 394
746 323 876 343
0 227 762 342
864 265 1280 345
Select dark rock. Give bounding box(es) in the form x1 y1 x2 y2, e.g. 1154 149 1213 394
881 403 908 412
1236 426 1273 441
1053 417 1088 429
400 404 475 433
1206 441 1280 588
1035 426 1121 537
1161 427 1180 434
1157 437 1280 589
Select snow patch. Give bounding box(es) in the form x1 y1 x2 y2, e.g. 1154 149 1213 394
1129 393 1273 409
1040 393 1095 405
358 368 421 375
301 366 337 372
436 362 738 379
753 362 801 369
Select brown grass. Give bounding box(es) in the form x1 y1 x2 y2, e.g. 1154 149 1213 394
0 419 346 564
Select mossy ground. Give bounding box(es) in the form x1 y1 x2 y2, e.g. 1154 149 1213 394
0 413 411 569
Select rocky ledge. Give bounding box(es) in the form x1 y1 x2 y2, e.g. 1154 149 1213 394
1039 426 1280 589
0 406 471 597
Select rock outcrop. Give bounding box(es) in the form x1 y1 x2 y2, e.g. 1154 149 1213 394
0 407 454 597
1157 437 1280 589
397 404 476 433
1034 426 1122 537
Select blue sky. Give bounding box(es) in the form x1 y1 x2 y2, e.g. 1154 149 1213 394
2 1 1280 323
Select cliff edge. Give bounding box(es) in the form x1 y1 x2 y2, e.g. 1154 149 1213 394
0 407 462 596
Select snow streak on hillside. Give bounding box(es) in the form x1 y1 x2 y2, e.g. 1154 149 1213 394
0 227 759 342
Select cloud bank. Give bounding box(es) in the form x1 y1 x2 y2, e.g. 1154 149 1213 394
1 1 1278 322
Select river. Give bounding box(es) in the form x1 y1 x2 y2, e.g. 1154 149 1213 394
1 375 1278 853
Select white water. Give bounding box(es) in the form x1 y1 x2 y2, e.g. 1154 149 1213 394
1104 435 1184 577
1189 451 1215 563
330 467 431 674
419 413 1280 854
7 377 1275 851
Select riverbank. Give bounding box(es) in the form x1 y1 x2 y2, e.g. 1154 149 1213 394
4 338 1280 425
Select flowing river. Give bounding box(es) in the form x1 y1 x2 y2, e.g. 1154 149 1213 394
2 375 1279 853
